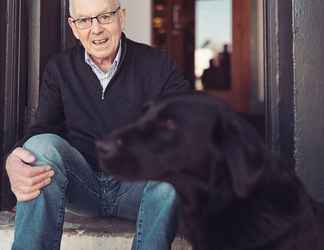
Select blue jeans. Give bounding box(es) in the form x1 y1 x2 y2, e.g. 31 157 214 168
12 134 179 250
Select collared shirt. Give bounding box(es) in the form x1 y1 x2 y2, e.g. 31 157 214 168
85 41 122 99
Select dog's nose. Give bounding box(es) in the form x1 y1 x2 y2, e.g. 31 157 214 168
96 139 122 157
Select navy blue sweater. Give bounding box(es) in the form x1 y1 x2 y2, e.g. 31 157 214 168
18 34 190 169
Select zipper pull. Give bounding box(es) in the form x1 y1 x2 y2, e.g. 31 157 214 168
101 90 105 100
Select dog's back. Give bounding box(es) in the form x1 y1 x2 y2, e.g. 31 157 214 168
205 154 324 250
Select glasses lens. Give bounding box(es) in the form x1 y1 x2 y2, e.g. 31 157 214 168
75 18 91 29
73 7 120 29
98 14 113 24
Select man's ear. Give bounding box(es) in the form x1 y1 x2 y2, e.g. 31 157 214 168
213 113 265 199
119 8 126 31
68 17 80 40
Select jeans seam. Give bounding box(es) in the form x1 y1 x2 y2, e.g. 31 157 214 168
134 193 145 250
53 179 68 250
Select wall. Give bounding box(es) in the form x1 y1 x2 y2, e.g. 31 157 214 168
121 0 151 45
293 0 324 202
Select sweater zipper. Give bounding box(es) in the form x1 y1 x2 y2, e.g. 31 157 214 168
101 89 105 100
101 84 107 100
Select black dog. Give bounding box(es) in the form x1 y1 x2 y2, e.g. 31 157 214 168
96 93 324 250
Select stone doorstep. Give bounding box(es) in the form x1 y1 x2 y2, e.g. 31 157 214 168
0 211 192 250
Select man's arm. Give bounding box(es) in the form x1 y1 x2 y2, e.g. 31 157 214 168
6 61 64 201
16 61 66 147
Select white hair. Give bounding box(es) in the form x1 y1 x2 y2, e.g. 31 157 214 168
69 0 122 17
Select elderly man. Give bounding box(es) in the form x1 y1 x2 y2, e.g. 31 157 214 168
5 0 190 249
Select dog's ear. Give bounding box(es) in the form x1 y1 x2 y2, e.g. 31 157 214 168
213 113 265 199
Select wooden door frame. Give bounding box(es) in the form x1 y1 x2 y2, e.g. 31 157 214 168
263 0 294 164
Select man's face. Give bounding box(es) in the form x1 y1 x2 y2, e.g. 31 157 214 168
68 0 125 63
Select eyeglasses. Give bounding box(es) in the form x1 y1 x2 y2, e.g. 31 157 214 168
71 6 120 29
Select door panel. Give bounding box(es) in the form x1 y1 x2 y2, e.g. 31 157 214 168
152 0 252 111
0 0 28 209
0 0 71 209
152 0 195 87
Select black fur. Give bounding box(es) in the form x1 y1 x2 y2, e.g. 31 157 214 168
96 92 324 250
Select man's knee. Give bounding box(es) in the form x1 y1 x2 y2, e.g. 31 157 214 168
23 134 69 173
21 134 70 196
24 133 67 157
24 133 67 150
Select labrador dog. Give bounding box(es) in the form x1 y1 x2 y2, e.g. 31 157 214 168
96 92 324 250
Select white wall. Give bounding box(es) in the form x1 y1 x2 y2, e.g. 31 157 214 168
121 0 151 45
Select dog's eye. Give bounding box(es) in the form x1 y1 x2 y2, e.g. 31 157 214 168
153 119 177 145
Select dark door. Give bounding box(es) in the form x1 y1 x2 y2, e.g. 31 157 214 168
0 0 28 210
28 0 76 128
0 0 73 210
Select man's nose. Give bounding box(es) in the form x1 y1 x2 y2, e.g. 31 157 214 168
91 18 104 34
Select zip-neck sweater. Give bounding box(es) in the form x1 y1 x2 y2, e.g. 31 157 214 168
18 34 190 169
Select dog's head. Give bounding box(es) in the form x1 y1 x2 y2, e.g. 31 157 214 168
96 93 267 203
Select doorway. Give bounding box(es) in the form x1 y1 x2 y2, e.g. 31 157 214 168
151 0 265 137
1 0 275 209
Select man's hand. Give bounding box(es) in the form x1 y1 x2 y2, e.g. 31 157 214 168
5 147 55 202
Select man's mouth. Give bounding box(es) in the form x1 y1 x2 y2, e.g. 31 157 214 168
92 38 109 45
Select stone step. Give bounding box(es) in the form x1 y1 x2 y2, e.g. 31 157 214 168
0 211 192 250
